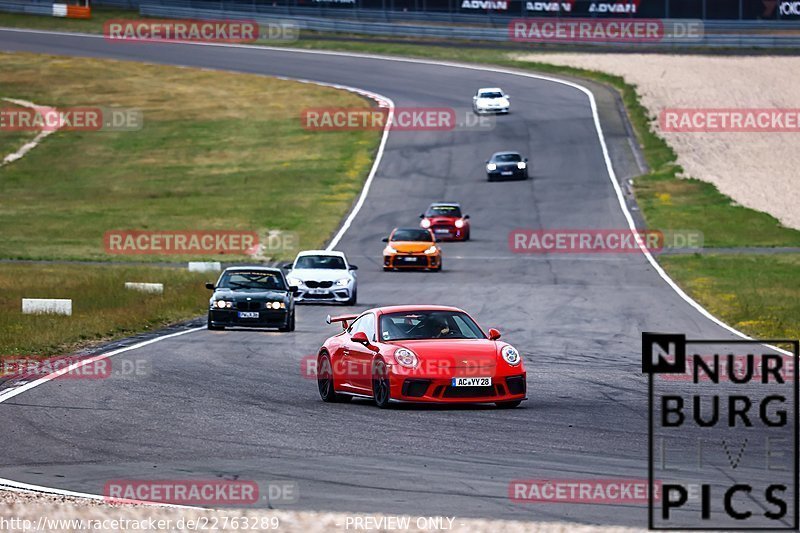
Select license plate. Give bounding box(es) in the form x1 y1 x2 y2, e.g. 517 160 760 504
402 256 417 262
434 229 450 234
501 171 513 176
238 311 259 319
451 377 492 387
308 289 326 294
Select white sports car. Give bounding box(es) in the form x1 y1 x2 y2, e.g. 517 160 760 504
473 87 510 114
284 250 358 305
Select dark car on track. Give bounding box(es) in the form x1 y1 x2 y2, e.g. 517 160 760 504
486 151 528 181
206 266 297 331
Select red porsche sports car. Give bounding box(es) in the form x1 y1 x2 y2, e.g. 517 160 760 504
316 305 526 408
419 202 470 241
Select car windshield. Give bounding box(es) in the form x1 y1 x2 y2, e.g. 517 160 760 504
294 255 346 270
494 153 521 163
379 311 485 341
479 91 503 99
217 271 286 291
391 229 432 242
426 205 462 217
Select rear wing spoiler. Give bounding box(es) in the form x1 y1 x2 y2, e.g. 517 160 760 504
326 314 358 329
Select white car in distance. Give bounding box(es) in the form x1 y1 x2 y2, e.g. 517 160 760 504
473 87 510 114
284 250 358 305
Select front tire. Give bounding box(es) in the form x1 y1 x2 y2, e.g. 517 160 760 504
372 359 392 408
345 288 357 306
495 400 522 409
279 311 295 332
318 354 351 403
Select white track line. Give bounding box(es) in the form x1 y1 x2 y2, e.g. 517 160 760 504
0 477 202 509
1 97 60 166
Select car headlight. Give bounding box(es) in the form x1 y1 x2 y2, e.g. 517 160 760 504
335 277 350 287
501 345 521 366
385 246 398 254
423 245 437 255
517 161 527 170
214 300 233 309
287 277 302 287
267 301 285 310
486 163 497 171
394 348 418 368
420 218 431 229
454 219 465 229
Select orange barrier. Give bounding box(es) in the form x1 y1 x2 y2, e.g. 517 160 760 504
66 5 91 18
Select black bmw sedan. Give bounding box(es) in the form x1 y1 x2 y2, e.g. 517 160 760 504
206 266 297 331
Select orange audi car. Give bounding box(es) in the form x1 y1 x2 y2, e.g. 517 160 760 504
382 227 442 271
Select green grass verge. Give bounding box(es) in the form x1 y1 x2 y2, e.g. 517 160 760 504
659 254 800 341
0 52 380 262
0 263 210 357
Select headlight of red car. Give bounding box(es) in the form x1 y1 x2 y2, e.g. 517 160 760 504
420 218 431 229
394 348 418 368
454 219 465 229
501 345 521 366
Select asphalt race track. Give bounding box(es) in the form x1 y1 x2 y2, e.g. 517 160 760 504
0 30 795 528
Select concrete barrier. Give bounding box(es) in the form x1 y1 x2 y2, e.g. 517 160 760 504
21 298 72 316
188 262 222 273
124 282 164 294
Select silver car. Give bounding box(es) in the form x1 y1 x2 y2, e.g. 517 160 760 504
284 250 358 305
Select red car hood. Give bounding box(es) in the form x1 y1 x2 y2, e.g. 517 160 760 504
391 338 498 371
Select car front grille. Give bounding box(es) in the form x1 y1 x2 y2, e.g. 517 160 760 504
236 301 261 311
303 293 334 299
305 280 333 289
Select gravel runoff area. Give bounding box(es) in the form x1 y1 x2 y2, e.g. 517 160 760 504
0 490 641 532
513 53 800 231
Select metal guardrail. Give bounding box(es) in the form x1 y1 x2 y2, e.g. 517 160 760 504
0 0 53 16
138 3 800 48
119 0 800 30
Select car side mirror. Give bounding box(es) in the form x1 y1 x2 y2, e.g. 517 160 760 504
205 282 215 290
464 215 470 220
525 158 528 162
289 285 299 295
419 213 425 219
351 331 369 344
382 237 389 242
488 328 501 340
349 264 358 270
282 263 292 270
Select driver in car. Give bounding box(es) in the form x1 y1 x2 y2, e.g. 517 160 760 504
427 315 452 338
